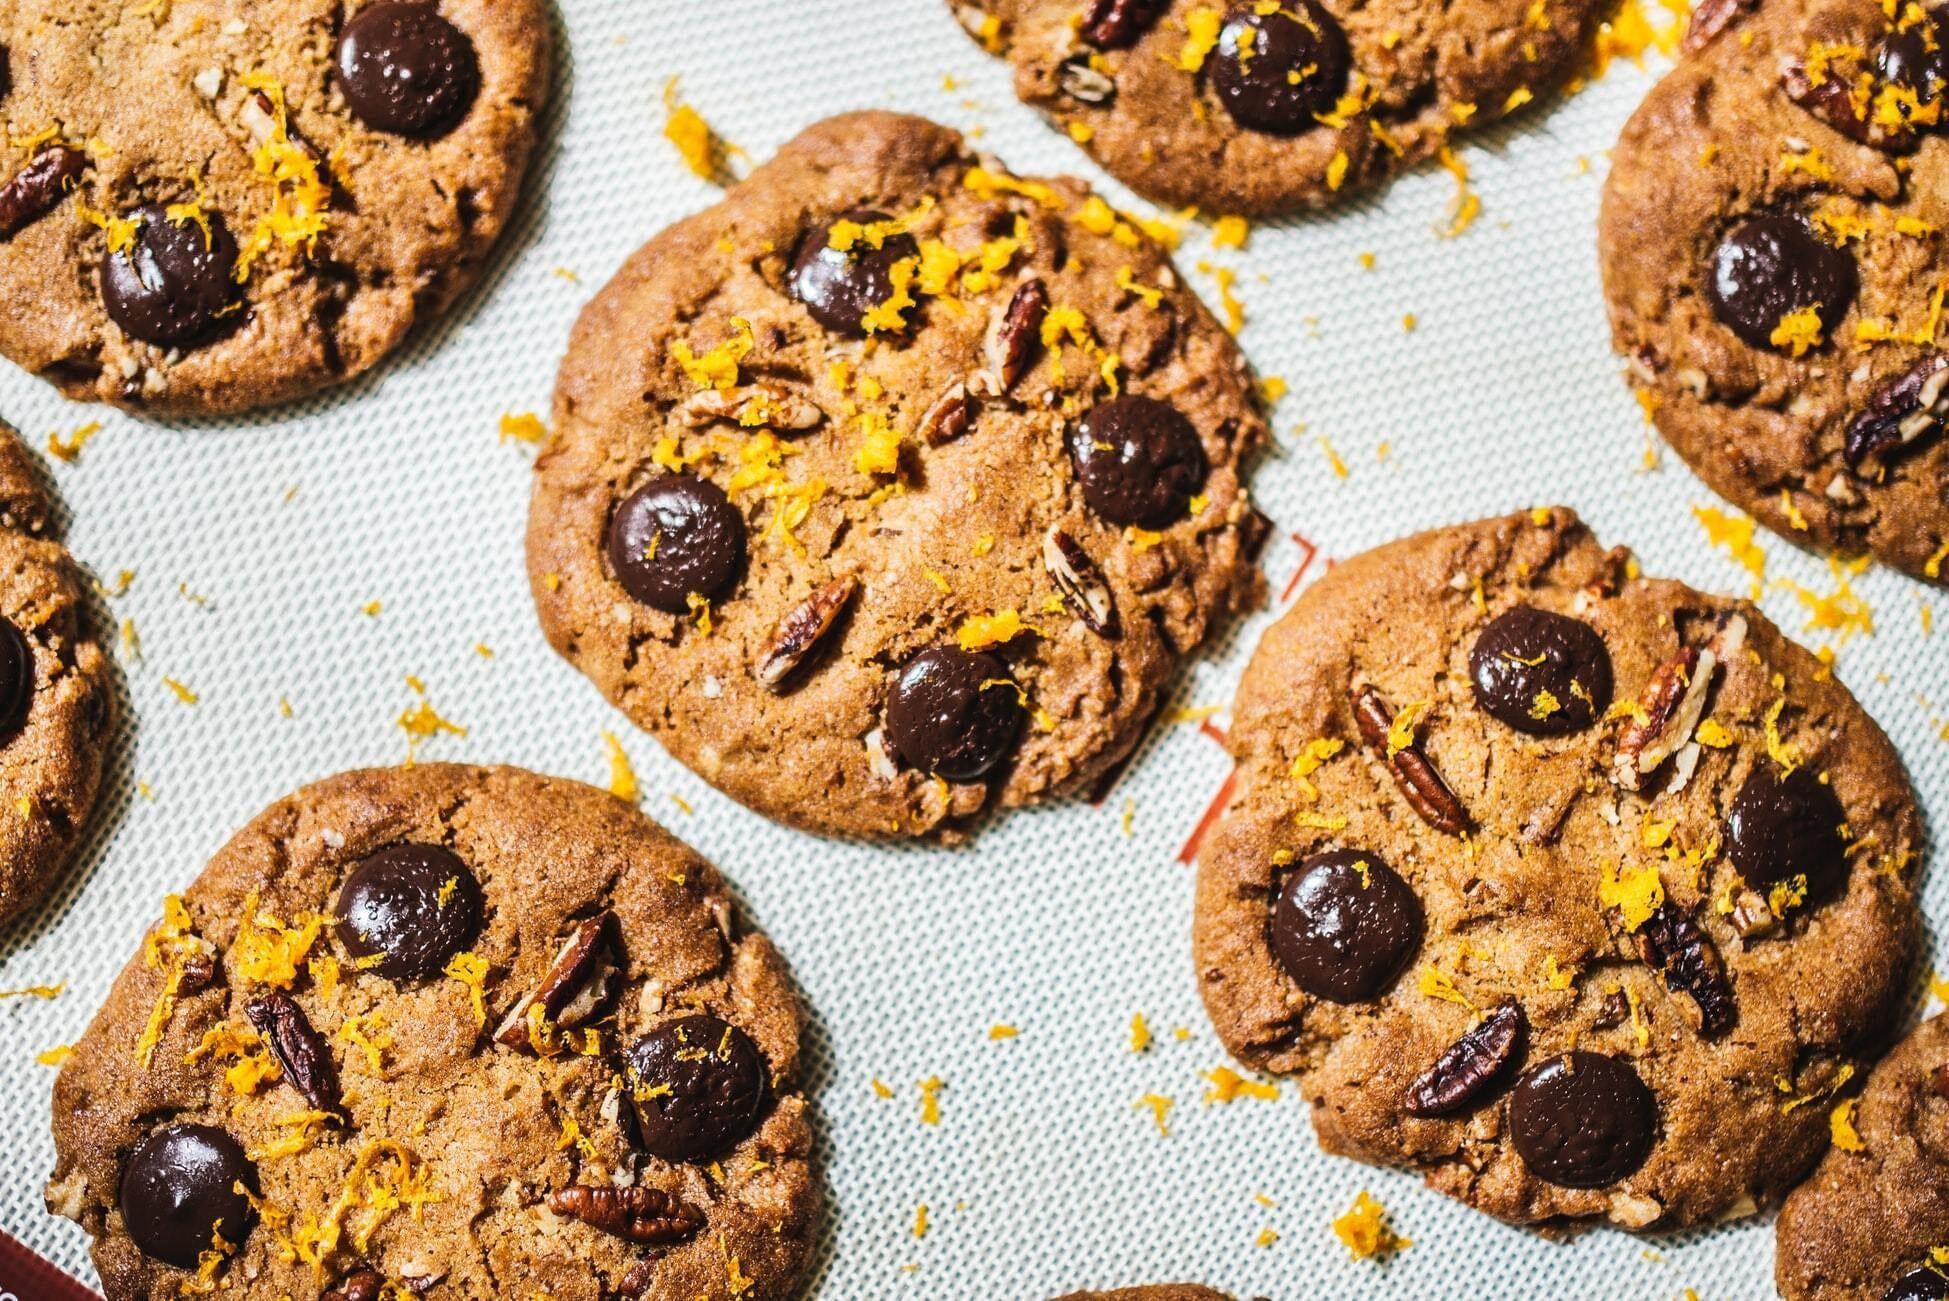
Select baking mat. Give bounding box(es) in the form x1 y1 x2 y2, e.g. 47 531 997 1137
1 2 1944 1297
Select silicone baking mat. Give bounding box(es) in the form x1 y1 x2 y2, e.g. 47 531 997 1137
1 2 1944 1297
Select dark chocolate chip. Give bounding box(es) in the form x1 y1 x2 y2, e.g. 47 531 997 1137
0 145 87 241
120 1124 256 1268
1877 12 1949 104
1706 212 1858 351
333 843 483 982
606 474 746 615
101 204 240 348
1469 605 1612 736
883 645 1024 782
1067 394 1207 528
0 614 28 742
335 3 480 137
1269 848 1422 1003
1508 1051 1657 1188
625 1013 770 1162
1080 0 1168 47
1887 1266 1949 1301
788 211 920 337
1209 1 1351 135
1725 763 1848 896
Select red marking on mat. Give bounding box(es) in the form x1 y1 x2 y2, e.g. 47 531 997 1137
1177 721 1235 865
1280 532 1321 603
0 1229 99 1299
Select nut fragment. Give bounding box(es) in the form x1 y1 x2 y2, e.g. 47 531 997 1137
1635 903 1737 1037
322 1271 385 1301
1682 0 1754 46
1042 527 1118 637
864 728 899 782
1782 62 1909 149
917 381 974 444
677 384 823 432
547 1185 705 1245
494 912 621 1051
1351 685 1472 836
986 278 1049 394
1613 645 1718 791
243 989 346 1119
1729 888 1779 942
1057 55 1116 105
1403 999 1527 1117
1931 1062 1949 1099
1846 352 1949 470
618 1259 661 1297
1080 0 1164 47
0 146 87 241
754 576 856 689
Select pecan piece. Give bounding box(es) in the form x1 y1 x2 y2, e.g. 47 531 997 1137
986 278 1049 394
1782 62 1907 149
244 989 346 1119
1846 352 1949 470
1080 0 1165 47
494 912 622 1050
322 1270 385 1301
617 1258 661 1297
677 384 824 432
548 1185 705 1245
1042 527 1118 637
1636 903 1737 1037
1612 645 1718 791
1729 888 1779 942
917 381 974 444
1351 686 1472 836
1683 0 1755 50
753 575 856 689
1057 55 1116 105
0 146 87 241
1931 1062 1949 1100
1404 1000 1526 1117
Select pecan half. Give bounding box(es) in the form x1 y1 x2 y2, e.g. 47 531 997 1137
1351 686 1472 836
1043 527 1118 637
1683 0 1755 50
677 385 824 432
917 381 974 444
1782 62 1908 149
1846 352 1949 470
1404 999 1526 1117
753 575 856 689
986 278 1049 394
1636 903 1737 1037
1057 55 1116 105
322 1270 385 1301
244 989 346 1119
548 1185 705 1245
0 146 87 241
494 912 622 1051
1613 645 1718 791
1080 0 1164 47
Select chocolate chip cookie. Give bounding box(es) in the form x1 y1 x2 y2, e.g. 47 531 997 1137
45 764 815 1300
1601 0 1949 583
1193 509 1921 1231
529 112 1268 840
948 0 1608 214
0 0 548 415
1777 1013 1949 1300
0 420 114 929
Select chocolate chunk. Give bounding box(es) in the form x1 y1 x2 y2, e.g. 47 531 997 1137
243 989 345 1118
1725 763 1848 897
120 1124 256 1268
606 475 746 615
1080 0 1167 48
1269 849 1422 1003
788 210 920 337
883 645 1024 782
0 145 86 241
625 1014 770 1162
1887 1267 1949 1301
1469 605 1612 736
1067 394 1207 528
1404 999 1527 1117
101 204 240 348
333 843 483 981
1508 1051 1657 1188
1706 213 1858 351
1209 1 1350 134
335 3 480 137
0 614 28 742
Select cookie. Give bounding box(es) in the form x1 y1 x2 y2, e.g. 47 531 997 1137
1600 0 1949 583
1053 1288 1232 1300
0 0 548 415
0 420 114 928
948 0 1608 215
45 764 815 1301
1777 1013 1949 1300
1192 509 1921 1231
529 111 1268 840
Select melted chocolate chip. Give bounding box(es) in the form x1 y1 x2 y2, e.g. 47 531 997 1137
1269 849 1422 1003
1725 763 1848 896
101 205 239 348
120 1124 256 1269
1886 1267 1949 1301
1469 606 1612 736
883 646 1024 782
1209 1 1350 134
1706 212 1858 350
0 615 28 742
788 211 920 337
333 843 483 981
1067 394 1207 528
1508 1051 1657 1188
606 475 746 615
335 3 480 137
1877 11 1949 104
625 1014 770 1162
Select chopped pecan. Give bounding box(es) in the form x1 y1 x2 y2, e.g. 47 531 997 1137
1636 903 1737 1037
1729 888 1779 942
1592 988 1630 1028
753 575 856 689
1846 352 1949 470
1782 62 1908 149
1351 686 1472 836
617 1258 661 1298
917 381 975 444
494 912 622 1050
244 989 346 1119
1080 0 1164 47
1057 55 1116 105
548 1185 705 1245
864 727 899 782
0 146 87 241
322 1270 385 1301
1403 1000 1526 1117
1042 527 1118 637
986 278 1049 394
1613 645 1718 791
677 384 824 432
1683 0 1756 50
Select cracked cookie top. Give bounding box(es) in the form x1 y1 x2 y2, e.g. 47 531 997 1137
1193 509 1920 1231
0 0 548 415
46 764 814 1301
528 111 1268 841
